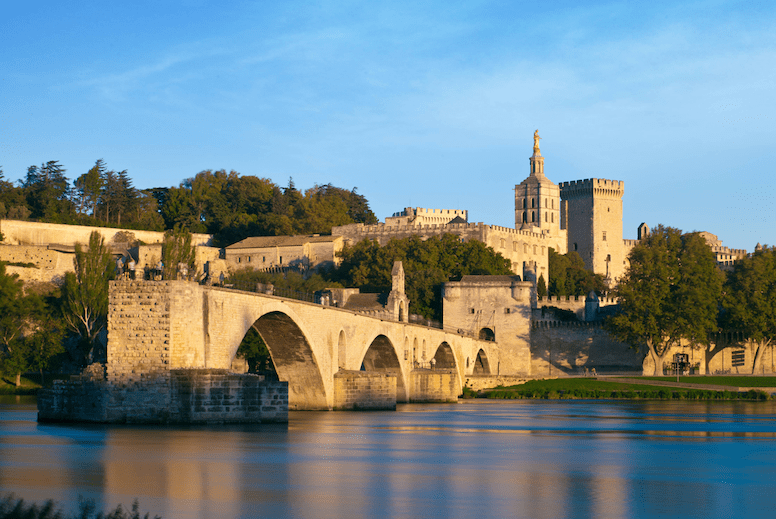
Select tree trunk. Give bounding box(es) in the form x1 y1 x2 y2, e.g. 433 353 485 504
15 371 21 387
751 339 771 375
647 340 669 376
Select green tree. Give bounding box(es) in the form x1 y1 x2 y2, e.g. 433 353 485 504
607 226 723 375
0 264 47 386
548 248 606 297
22 161 74 222
537 273 547 298
162 226 196 280
73 159 106 218
236 326 276 375
328 234 512 321
61 231 115 365
721 246 776 373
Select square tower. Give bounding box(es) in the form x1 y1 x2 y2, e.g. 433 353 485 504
559 178 625 284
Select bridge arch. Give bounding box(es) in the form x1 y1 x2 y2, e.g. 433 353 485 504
473 348 491 375
360 334 408 402
479 327 496 342
432 341 457 370
249 311 328 410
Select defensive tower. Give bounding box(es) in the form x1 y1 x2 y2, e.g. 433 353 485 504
559 178 625 284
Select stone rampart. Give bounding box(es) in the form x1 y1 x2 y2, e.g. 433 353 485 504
0 219 212 248
37 369 287 424
0 244 73 283
333 221 562 288
530 321 643 376
333 370 397 410
408 369 459 402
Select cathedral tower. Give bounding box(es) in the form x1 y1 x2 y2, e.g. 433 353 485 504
514 130 562 241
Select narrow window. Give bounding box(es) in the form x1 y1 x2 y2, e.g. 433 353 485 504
551 213 554 223
552 199 555 209
500 238 505 248
533 245 537 254
603 231 607 241
545 198 548 208
470 308 475 314
532 211 535 222
522 199 526 209
513 242 517 251
505 308 511 314
532 198 535 208
574 243 578 251
545 212 548 222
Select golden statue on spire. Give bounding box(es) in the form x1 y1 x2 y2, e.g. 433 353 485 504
533 130 541 153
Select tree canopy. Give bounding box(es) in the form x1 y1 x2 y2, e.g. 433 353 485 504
721 246 776 373
0 161 377 243
607 225 723 374
547 248 606 297
327 234 513 321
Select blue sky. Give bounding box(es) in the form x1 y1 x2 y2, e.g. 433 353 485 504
2 0 774 250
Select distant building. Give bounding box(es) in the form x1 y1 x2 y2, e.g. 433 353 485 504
698 232 747 269
385 207 468 226
224 234 344 272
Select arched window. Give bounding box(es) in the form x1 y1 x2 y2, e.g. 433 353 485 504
531 211 535 222
545 198 548 208
532 198 535 208
545 212 548 222
500 238 505 248
522 199 526 209
523 212 527 223
479 328 495 342
551 213 554 223
513 241 517 251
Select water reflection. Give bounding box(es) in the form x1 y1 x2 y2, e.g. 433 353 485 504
2 398 776 518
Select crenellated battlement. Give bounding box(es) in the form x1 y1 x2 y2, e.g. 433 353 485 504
333 221 548 239
559 178 624 198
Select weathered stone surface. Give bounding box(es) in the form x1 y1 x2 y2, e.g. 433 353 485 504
37 369 287 424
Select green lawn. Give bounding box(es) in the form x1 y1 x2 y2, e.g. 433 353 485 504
630 376 776 387
480 378 773 400
0 374 50 395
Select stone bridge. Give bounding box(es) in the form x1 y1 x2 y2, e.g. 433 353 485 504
108 281 509 410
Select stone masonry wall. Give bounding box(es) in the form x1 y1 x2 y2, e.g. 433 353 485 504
37 369 288 424
530 321 643 376
408 370 459 402
107 281 172 382
0 219 212 247
333 370 397 410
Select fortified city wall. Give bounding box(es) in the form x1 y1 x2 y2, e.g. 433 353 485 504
333 221 565 282
0 219 212 247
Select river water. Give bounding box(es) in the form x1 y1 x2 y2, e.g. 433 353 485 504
2 397 776 519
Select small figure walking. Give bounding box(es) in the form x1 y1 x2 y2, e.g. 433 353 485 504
430 357 436 370
116 257 124 279
127 258 136 280
156 260 164 280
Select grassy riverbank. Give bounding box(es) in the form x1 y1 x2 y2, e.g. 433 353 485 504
0 375 47 395
477 377 774 400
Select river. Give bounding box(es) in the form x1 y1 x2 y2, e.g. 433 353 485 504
2 396 775 518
